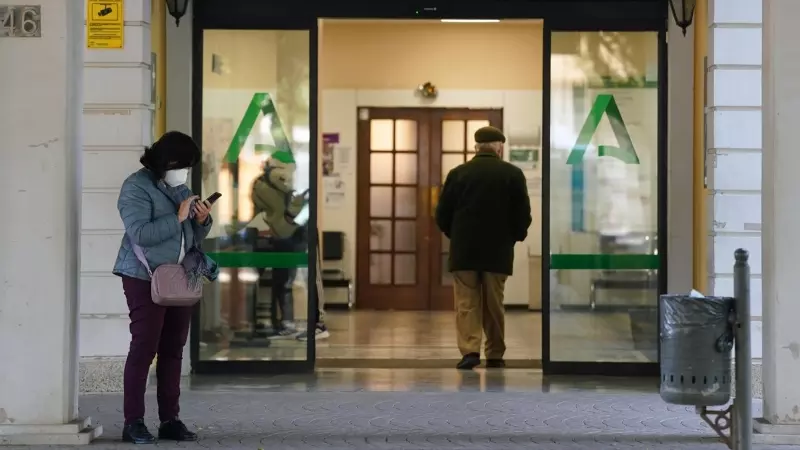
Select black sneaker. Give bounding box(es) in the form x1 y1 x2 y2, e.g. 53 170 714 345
456 353 481 370
485 359 506 368
158 418 197 442
122 419 156 444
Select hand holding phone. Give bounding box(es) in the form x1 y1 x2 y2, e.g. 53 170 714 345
205 192 222 205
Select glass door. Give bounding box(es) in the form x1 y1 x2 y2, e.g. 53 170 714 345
545 29 664 375
192 26 318 373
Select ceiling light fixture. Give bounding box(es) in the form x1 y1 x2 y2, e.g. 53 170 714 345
440 19 500 23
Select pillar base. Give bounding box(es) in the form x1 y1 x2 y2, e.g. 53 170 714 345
0 418 102 446
753 418 800 445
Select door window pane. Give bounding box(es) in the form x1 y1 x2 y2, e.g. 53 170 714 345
394 153 417 184
370 153 393 184
394 220 416 251
370 220 392 250
370 187 392 217
394 187 416 218
466 120 490 150
549 31 660 364
441 120 465 151
370 119 394 150
441 154 465 180
394 120 418 151
394 254 416 285
370 254 392 284
198 29 310 362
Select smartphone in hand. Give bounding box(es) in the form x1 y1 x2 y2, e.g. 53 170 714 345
205 192 222 205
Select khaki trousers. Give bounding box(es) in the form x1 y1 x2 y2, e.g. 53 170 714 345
452 271 508 359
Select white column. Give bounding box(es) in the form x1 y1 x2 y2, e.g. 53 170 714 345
758 0 800 433
0 0 99 445
80 0 153 392
706 0 764 395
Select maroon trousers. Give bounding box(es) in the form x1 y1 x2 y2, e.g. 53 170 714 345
121 276 192 425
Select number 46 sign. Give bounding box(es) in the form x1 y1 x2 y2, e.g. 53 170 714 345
0 5 42 38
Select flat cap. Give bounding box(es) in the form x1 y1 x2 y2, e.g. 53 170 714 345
474 126 506 144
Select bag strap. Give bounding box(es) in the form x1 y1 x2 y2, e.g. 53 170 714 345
128 236 154 277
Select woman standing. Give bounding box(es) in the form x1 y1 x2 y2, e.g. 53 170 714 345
112 131 213 444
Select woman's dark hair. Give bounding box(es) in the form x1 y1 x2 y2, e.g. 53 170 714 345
140 131 201 179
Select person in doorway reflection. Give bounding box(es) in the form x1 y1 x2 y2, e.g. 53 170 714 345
435 126 532 370
113 131 213 444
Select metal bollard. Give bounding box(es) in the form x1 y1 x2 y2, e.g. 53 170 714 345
696 249 751 450
732 249 752 450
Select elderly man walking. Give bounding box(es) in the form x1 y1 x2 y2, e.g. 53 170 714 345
435 126 532 370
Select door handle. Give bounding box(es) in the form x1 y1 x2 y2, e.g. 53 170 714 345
430 185 440 217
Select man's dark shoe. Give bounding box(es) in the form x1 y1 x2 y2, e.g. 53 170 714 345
158 418 197 442
122 419 156 444
456 353 481 370
485 359 506 368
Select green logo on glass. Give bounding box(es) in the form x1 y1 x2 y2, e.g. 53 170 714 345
224 93 292 164
566 94 639 165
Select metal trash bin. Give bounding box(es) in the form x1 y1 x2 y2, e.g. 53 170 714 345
660 294 735 406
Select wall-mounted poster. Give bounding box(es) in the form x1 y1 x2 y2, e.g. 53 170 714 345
322 133 338 176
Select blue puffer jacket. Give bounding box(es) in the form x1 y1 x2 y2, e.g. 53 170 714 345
112 168 213 281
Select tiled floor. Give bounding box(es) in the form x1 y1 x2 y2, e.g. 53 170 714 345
13 369 790 449
200 310 657 366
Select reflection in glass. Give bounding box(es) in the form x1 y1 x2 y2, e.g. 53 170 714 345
370 253 392 284
199 29 310 362
370 119 394 150
549 31 659 363
370 153 393 184
394 153 417 184
394 120 418 151
370 187 392 217
370 220 392 250
441 120 465 151
394 254 416 285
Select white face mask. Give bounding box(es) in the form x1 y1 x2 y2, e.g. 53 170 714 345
164 168 189 187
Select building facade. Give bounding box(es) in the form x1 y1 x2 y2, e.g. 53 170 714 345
2 0 799 444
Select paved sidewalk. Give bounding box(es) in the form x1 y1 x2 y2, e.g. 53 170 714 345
14 390 799 449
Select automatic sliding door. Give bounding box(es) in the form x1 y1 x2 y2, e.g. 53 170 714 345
547 30 661 372
195 29 315 371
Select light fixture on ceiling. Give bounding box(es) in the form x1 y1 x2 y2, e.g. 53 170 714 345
440 19 500 23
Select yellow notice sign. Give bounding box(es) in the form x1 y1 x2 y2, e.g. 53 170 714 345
86 0 124 49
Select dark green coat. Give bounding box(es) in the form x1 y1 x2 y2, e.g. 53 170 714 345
435 151 532 275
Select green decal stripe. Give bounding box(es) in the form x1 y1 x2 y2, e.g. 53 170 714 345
207 252 309 268
550 254 659 270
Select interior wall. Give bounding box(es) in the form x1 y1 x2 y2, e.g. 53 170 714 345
320 21 544 306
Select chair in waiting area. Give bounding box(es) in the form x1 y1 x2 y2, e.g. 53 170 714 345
321 231 354 309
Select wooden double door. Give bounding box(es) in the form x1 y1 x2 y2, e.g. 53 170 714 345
356 107 503 311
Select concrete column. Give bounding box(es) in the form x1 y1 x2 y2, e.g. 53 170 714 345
79 0 155 392
0 0 99 444
756 0 800 436
706 0 764 395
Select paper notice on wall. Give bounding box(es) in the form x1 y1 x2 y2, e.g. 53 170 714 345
323 176 346 208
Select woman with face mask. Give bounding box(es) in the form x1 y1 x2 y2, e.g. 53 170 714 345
112 131 212 444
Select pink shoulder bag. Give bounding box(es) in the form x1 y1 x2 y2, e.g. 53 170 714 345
131 242 202 307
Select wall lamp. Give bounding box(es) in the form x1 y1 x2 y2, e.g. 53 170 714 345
165 0 189 26
668 0 696 36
